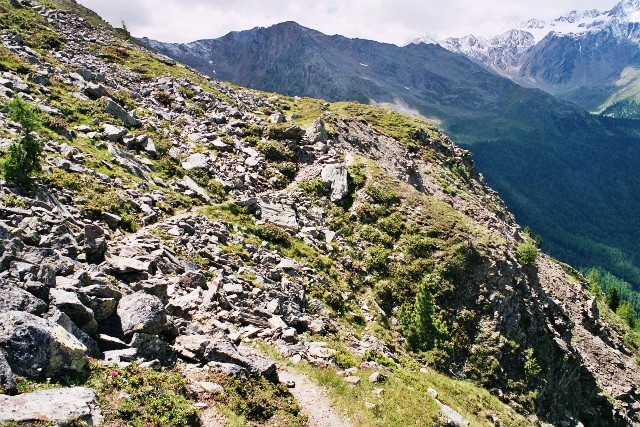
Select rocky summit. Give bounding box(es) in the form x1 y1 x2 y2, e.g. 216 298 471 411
0 1 640 426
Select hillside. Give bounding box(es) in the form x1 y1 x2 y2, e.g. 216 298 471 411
143 22 640 298
1 1 640 426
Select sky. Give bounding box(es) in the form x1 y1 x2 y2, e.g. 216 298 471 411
77 0 618 45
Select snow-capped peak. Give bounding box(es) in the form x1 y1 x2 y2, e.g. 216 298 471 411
407 35 439 46
609 0 640 21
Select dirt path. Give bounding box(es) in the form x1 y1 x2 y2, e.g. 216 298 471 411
278 367 353 427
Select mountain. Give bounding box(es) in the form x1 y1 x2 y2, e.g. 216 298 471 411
433 0 640 114
143 22 640 294
3 0 640 425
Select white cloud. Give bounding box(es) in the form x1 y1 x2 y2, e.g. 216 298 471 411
77 0 618 44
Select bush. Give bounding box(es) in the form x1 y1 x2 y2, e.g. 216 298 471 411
516 241 537 266
256 139 294 162
606 286 621 312
404 234 436 259
276 161 297 180
254 223 291 246
298 179 329 197
2 97 42 185
616 300 636 327
348 164 367 188
523 348 542 380
364 183 400 206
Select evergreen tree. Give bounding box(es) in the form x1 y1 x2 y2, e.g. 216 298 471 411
606 286 620 312
2 97 42 185
401 273 447 352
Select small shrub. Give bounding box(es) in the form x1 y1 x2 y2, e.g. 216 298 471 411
276 161 297 180
256 139 294 162
348 164 367 188
364 245 392 272
377 211 405 237
523 348 542 380
616 301 637 327
516 241 537 266
254 223 291 246
364 183 400 206
154 91 172 106
298 179 329 197
2 97 42 185
606 286 620 312
404 234 436 259
361 349 396 368
333 347 358 369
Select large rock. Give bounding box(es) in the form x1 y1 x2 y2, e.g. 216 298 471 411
181 153 210 170
0 283 47 315
0 387 103 426
50 288 98 335
84 224 106 264
0 311 88 380
104 252 152 275
46 308 100 358
306 118 328 144
0 350 16 395
130 333 175 364
321 163 349 202
104 98 141 128
173 335 276 379
84 82 109 100
117 292 167 336
259 199 299 230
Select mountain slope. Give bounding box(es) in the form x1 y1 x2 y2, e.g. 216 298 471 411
1 0 640 425
143 22 640 293
436 0 640 114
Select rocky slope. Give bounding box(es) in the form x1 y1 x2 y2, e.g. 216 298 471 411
142 19 640 302
0 0 640 426
434 0 640 114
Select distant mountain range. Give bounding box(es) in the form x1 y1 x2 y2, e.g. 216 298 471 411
427 0 640 115
141 14 640 290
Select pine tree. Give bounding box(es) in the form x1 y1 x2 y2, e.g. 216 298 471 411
606 286 620 312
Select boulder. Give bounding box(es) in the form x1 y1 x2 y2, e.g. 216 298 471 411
84 82 109 100
321 163 349 202
103 123 127 142
306 118 328 144
0 387 103 426
46 308 100 357
0 350 16 395
0 311 87 380
84 224 106 264
130 333 175 364
50 289 98 335
181 153 210 170
117 292 167 336
259 199 298 230
0 283 47 315
104 98 141 128
105 253 151 275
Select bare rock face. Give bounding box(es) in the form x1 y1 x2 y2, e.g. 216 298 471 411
117 292 167 336
0 350 16 395
0 311 88 380
0 387 103 426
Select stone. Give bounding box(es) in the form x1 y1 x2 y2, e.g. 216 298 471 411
84 224 106 264
46 308 100 357
181 153 210 170
0 284 47 315
0 350 16 395
49 289 98 335
436 400 470 426
117 292 167 336
104 98 141 128
364 401 376 409
259 199 298 230
102 212 122 229
0 387 103 426
84 82 109 99
345 376 360 385
269 111 286 123
369 371 386 383
277 258 299 270
321 163 349 202
427 387 439 399
130 333 175 364
0 311 87 380
306 118 328 144
196 381 225 395
140 136 157 157
105 253 151 274
179 176 211 203
103 123 127 142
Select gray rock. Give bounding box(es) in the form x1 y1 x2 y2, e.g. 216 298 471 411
84 224 106 264
49 288 98 335
140 136 157 157
0 387 103 426
46 308 100 358
0 311 87 380
321 163 349 202
269 111 286 123
0 350 16 395
130 333 175 364
181 153 210 170
101 212 122 229
84 82 109 100
117 292 167 336
259 199 298 230
179 176 211 203
27 72 50 86
0 283 47 315
103 123 127 142
306 118 328 144
104 98 142 128
105 253 151 274
76 67 94 81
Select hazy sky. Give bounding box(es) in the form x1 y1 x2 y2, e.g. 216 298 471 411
77 0 618 44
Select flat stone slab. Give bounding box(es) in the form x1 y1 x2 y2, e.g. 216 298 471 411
0 387 103 426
